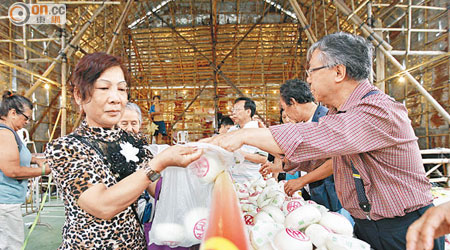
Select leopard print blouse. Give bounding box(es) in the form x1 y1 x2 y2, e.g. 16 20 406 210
45 120 151 250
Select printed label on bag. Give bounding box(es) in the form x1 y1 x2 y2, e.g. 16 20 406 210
192 157 209 177
287 201 302 213
286 228 310 241
194 219 207 240
244 214 254 225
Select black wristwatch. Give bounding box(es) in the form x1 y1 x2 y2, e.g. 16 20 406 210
145 167 161 182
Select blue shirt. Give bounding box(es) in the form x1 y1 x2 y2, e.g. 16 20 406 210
0 134 32 204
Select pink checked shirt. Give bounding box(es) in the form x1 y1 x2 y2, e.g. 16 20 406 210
270 80 432 220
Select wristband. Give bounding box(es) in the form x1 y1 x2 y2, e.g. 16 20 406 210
41 165 46 176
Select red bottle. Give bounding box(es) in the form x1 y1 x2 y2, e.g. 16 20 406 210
201 172 250 250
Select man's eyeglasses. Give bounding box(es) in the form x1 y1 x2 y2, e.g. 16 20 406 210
306 64 337 77
20 112 31 121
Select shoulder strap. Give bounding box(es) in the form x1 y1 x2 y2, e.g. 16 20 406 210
350 160 371 219
361 90 379 100
0 124 22 152
349 91 380 220
149 177 163 223
312 105 329 122
69 134 105 159
335 90 379 115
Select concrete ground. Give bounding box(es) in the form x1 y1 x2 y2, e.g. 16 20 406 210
22 199 63 250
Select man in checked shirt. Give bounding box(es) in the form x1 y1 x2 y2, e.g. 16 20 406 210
207 32 444 250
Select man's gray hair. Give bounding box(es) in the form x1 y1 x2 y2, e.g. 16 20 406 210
307 32 373 81
125 102 142 124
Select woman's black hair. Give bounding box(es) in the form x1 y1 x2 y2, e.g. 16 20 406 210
0 91 33 118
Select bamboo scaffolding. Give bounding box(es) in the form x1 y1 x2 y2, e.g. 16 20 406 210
24 2 109 98
1 0 447 145
334 0 450 123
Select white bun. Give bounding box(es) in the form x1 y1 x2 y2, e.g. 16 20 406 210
183 207 209 243
250 222 284 249
273 228 313 250
190 154 225 183
305 223 333 248
284 204 322 230
261 205 285 224
325 233 370 250
319 212 353 236
153 223 185 246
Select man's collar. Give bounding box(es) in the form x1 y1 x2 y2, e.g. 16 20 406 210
337 80 377 113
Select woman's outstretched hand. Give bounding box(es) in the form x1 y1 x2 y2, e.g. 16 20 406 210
153 145 203 170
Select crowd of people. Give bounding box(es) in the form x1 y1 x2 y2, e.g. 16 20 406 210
0 32 449 250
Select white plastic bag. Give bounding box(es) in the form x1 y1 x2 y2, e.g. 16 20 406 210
148 143 239 248
186 142 241 184
148 166 213 247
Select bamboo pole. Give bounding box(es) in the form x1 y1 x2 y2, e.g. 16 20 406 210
0 59 60 87
346 0 370 21
210 0 219 130
8 21 12 90
375 19 385 92
288 0 317 43
49 109 62 142
0 37 60 43
106 0 133 54
61 25 67 136
374 52 450 84
22 25 27 62
29 91 61 137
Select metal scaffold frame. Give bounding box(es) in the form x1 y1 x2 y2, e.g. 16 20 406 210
0 0 447 148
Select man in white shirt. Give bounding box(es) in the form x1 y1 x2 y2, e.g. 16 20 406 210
228 97 268 182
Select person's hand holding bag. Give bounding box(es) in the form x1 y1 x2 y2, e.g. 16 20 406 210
153 145 203 170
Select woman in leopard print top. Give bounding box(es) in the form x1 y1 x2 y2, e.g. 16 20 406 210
45 52 202 249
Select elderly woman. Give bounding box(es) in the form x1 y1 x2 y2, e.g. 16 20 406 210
119 102 142 134
0 91 50 249
45 52 201 249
